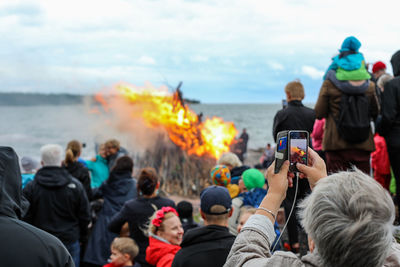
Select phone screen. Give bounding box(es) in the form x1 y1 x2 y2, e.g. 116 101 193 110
289 131 308 172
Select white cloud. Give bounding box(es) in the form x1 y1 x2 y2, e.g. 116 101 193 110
190 55 209 63
301 65 324 80
1 0 400 102
138 56 156 65
268 61 284 71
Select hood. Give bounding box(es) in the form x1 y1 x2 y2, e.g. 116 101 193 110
146 236 180 265
103 171 134 196
180 225 232 247
339 36 361 52
325 70 369 94
391 50 400 77
63 161 86 174
35 166 72 188
0 147 28 219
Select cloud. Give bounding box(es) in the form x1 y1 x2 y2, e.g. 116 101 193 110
138 56 156 65
1 0 400 103
190 55 209 63
268 61 284 71
301 66 324 80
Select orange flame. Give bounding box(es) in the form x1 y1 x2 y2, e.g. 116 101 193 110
96 83 237 159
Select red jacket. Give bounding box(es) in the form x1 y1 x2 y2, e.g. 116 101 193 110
146 236 181 267
371 134 391 175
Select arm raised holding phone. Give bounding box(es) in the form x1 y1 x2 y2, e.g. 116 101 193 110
224 148 399 267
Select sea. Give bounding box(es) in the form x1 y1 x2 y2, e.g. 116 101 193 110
0 103 314 161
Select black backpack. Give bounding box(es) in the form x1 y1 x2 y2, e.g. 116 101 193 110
335 93 371 144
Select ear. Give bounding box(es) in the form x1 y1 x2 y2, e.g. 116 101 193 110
228 207 233 218
156 181 160 189
200 210 206 220
123 253 131 262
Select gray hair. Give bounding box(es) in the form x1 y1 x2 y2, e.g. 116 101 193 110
217 152 242 168
299 169 394 267
40 144 63 167
377 73 394 90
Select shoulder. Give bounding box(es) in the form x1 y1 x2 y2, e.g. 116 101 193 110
0 217 72 265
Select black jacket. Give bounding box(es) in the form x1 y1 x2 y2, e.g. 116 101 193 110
171 225 235 267
23 166 91 244
0 147 73 267
272 100 316 143
108 196 175 266
379 50 400 147
83 170 137 266
63 160 93 200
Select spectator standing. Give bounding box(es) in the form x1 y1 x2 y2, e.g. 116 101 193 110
311 118 326 161
63 140 92 200
239 128 249 154
83 156 137 266
378 50 400 219
105 139 128 169
146 207 183 267
171 186 235 267
176 201 199 232
108 167 175 267
217 152 249 185
315 36 378 174
272 80 315 253
86 143 109 188
0 146 74 267
224 149 400 267
23 144 91 267
20 156 39 188
372 61 387 81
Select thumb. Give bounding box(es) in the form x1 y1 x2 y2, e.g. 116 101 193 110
279 160 290 174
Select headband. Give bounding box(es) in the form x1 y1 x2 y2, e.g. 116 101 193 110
152 206 179 227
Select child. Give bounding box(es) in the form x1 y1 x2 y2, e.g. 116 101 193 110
103 237 139 267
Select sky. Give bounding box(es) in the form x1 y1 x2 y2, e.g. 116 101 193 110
1 0 399 103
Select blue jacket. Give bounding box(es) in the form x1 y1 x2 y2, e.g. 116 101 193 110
86 155 109 188
83 170 137 266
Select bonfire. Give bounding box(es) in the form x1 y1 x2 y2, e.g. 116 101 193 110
94 82 237 196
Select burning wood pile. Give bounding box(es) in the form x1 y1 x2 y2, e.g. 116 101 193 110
94 82 237 197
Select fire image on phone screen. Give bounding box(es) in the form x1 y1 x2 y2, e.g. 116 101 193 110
289 132 308 171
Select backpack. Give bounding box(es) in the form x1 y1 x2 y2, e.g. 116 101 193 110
336 92 371 144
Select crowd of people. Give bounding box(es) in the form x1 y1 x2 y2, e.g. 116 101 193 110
1 36 400 267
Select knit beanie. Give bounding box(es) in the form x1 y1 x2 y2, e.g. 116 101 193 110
242 168 265 190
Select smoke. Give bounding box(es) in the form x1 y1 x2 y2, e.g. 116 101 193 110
84 86 174 156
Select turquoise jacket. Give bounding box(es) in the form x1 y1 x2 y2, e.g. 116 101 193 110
86 155 109 188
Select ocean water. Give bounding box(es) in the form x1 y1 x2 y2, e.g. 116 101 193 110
0 103 313 160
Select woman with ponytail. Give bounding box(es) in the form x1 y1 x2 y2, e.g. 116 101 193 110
108 167 175 267
62 140 92 200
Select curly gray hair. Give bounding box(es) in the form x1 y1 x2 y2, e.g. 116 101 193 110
299 169 394 267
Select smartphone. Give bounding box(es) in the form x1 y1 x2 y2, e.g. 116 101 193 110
282 99 288 109
274 130 288 174
288 131 309 173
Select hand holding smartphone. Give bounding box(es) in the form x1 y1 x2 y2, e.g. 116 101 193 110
274 130 309 174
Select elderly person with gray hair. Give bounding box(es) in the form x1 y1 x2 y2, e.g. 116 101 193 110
224 148 400 267
23 144 91 267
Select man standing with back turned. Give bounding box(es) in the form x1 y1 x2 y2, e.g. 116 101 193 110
172 186 236 267
272 80 315 255
23 144 91 267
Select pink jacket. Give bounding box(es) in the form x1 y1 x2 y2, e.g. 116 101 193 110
312 119 325 151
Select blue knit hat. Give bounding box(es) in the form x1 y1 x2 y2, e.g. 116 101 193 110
339 36 361 52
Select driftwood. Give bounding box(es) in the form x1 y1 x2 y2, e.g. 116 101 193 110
134 133 216 197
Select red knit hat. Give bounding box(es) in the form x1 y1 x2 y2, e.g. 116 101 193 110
372 61 386 73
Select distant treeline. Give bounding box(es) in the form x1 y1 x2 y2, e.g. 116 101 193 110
0 93 85 106
0 93 200 106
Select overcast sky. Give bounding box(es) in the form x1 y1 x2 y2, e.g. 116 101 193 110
1 0 399 103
